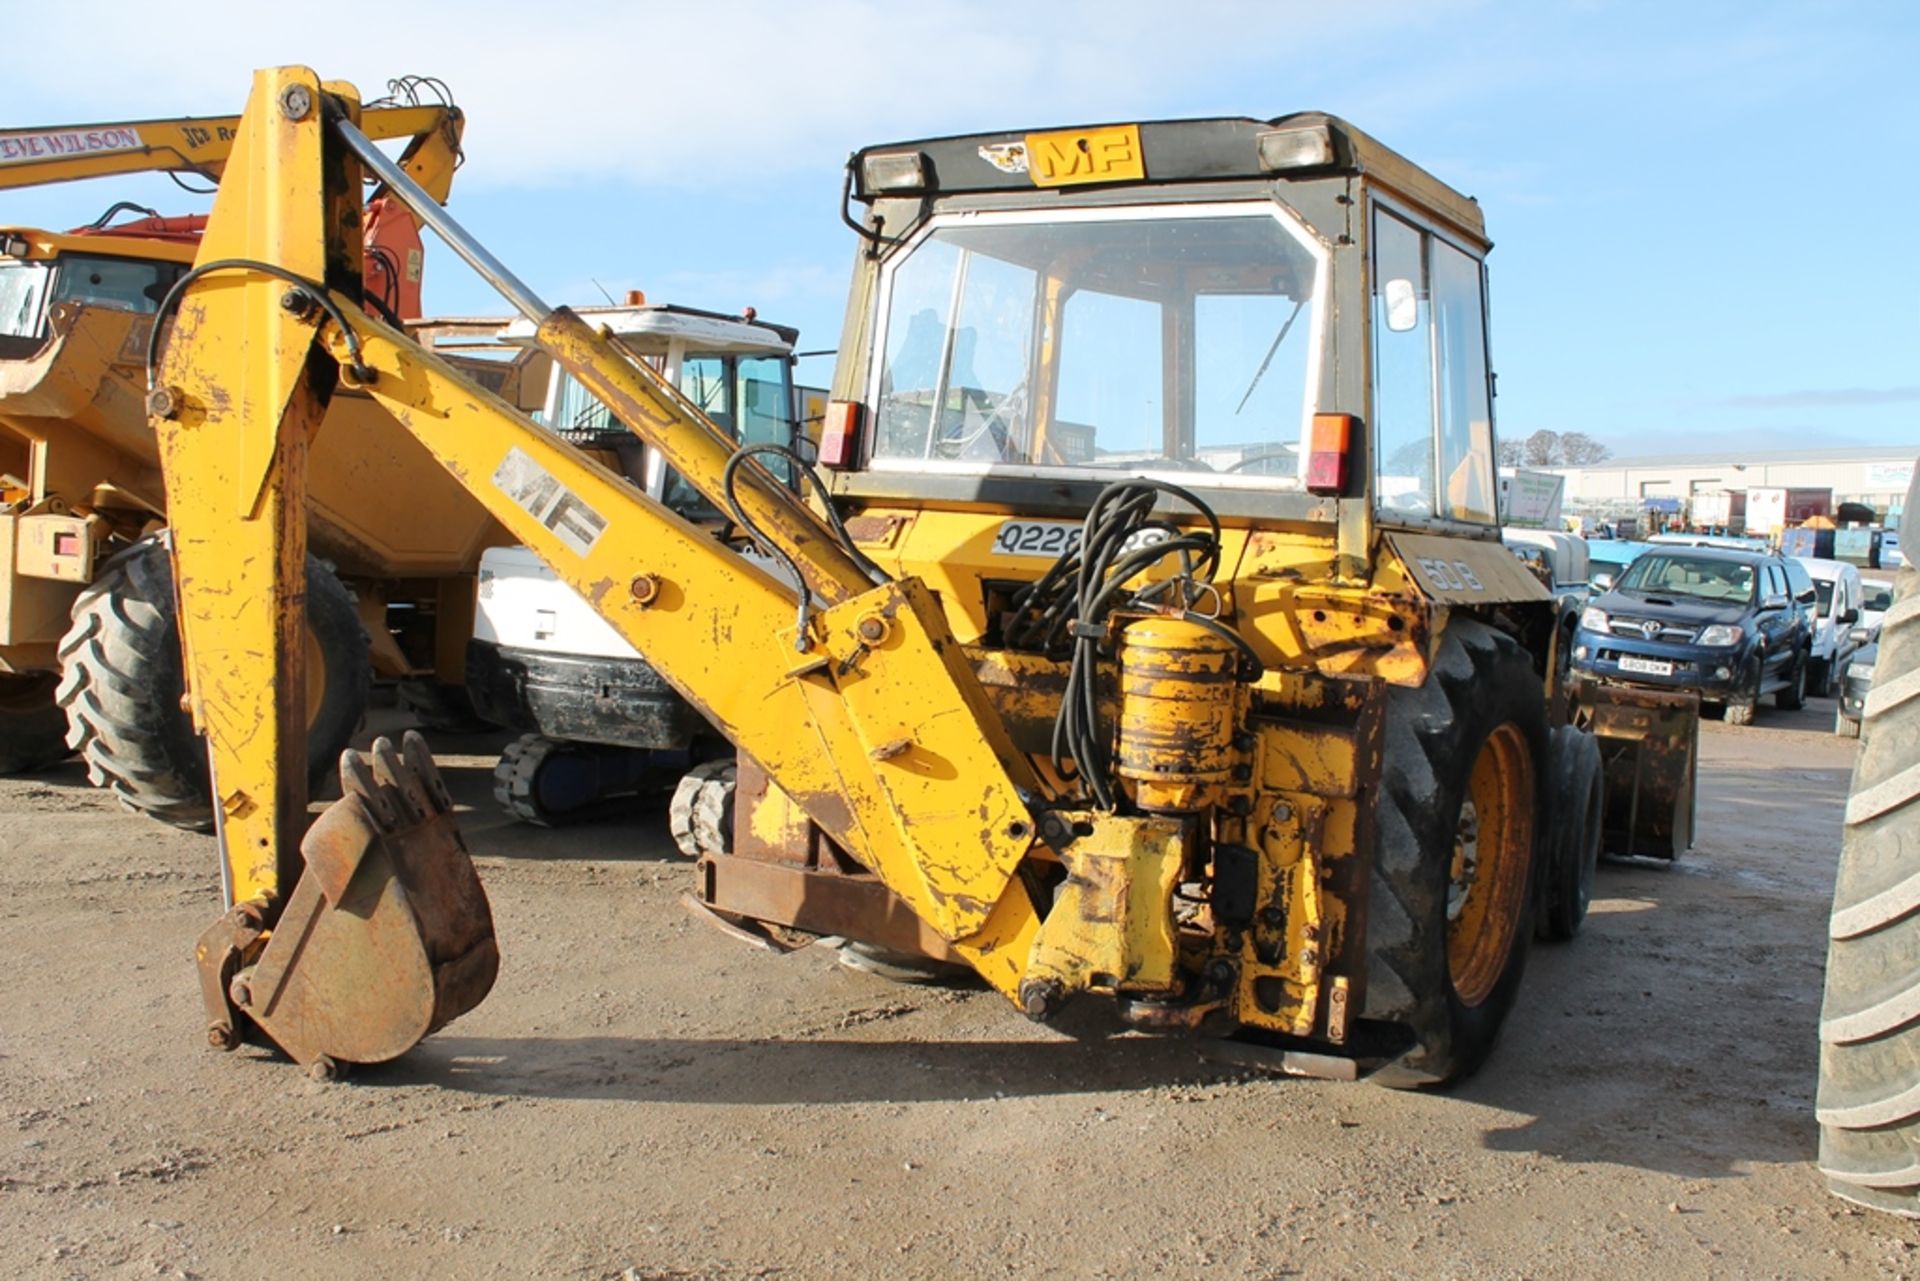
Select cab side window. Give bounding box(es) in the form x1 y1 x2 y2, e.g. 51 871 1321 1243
1370 208 1495 525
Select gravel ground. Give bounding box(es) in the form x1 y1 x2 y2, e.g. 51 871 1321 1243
2 693 1916 1280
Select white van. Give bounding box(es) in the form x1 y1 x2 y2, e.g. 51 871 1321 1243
1797 557 1866 695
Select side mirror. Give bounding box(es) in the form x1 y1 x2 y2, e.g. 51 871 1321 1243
1383 278 1420 333
1591 570 1615 592
1762 593 1789 611
1839 607 1860 625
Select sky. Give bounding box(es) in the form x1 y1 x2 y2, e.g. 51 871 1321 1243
3 0 1915 460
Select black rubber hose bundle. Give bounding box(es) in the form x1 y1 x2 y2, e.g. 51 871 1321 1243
1007 478 1247 811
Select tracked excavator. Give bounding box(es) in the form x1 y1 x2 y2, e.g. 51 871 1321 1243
0 80 511 822
152 67 1704 1086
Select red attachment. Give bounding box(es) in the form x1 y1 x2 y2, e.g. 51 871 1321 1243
818 401 864 468
1305 412 1353 494
361 194 426 320
70 213 207 244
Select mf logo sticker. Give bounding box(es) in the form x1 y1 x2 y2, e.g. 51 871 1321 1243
1023 125 1145 187
492 447 607 557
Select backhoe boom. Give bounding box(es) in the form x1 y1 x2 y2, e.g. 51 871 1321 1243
156 69 1065 1066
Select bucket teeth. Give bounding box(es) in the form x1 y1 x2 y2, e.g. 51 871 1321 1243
401 729 454 814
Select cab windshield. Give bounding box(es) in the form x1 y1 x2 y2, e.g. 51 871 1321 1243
868 205 1325 486
0 253 187 348
1618 553 1756 604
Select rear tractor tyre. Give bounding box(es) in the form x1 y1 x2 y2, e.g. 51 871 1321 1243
1818 511 1920 1215
55 534 369 830
1365 620 1549 1089
0 671 73 773
1538 725 1605 942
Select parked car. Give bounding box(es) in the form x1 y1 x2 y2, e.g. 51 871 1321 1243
1855 576 1895 643
1585 538 1655 593
1648 532 1771 554
1835 640 1877 738
1571 545 1813 726
1797 557 1866 695
1502 528 1590 591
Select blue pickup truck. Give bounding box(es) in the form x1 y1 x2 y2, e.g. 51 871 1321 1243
1570 545 1814 726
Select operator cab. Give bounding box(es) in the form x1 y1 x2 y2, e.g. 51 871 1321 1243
826 114 1499 534
500 301 803 514
0 229 191 359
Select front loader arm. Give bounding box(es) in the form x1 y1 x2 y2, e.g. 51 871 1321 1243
152 70 1049 1063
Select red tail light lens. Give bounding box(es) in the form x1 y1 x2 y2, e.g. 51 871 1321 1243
819 401 863 469
1305 413 1353 494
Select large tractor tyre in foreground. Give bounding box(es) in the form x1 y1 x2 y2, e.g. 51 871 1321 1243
1537 724 1605 943
1818 531 1920 1215
1365 619 1548 1089
0 671 74 773
55 535 369 830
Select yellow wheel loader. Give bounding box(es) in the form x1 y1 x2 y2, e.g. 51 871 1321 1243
0 82 512 825
151 68 1698 1086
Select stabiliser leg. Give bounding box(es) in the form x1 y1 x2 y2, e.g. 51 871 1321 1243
197 732 498 1072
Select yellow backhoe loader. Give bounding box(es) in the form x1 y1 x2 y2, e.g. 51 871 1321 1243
0 80 512 823
152 67 1699 1087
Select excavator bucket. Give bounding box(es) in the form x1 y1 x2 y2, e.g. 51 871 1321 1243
1580 684 1699 860
197 732 497 1074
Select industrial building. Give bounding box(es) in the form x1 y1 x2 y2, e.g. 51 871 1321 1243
1550 445 1919 517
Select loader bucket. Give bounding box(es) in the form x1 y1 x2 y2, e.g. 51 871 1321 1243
197 732 498 1073
1579 684 1699 860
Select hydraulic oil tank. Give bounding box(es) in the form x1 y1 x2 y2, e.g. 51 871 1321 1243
1116 615 1238 812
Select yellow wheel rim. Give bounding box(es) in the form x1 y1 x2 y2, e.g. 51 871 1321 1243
1446 723 1533 1008
304 628 327 731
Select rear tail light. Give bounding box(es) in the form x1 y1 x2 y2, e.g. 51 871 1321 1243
1305 412 1353 494
819 400 864 469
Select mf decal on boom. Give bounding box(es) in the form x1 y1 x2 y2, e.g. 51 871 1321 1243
0 127 144 164
492 446 609 558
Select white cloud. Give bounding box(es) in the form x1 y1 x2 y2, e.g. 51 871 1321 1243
9 0 1463 189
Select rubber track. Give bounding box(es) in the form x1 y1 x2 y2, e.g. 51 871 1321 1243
1819 568 1920 1215
493 733 550 825
668 760 736 859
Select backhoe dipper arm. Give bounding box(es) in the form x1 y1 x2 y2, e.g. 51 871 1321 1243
152 71 1048 1064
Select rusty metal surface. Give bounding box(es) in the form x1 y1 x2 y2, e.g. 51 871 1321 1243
229 733 497 1067
696 852 963 963
1578 681 1700 860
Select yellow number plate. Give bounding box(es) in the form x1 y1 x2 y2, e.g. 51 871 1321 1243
1023 124 1145 188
